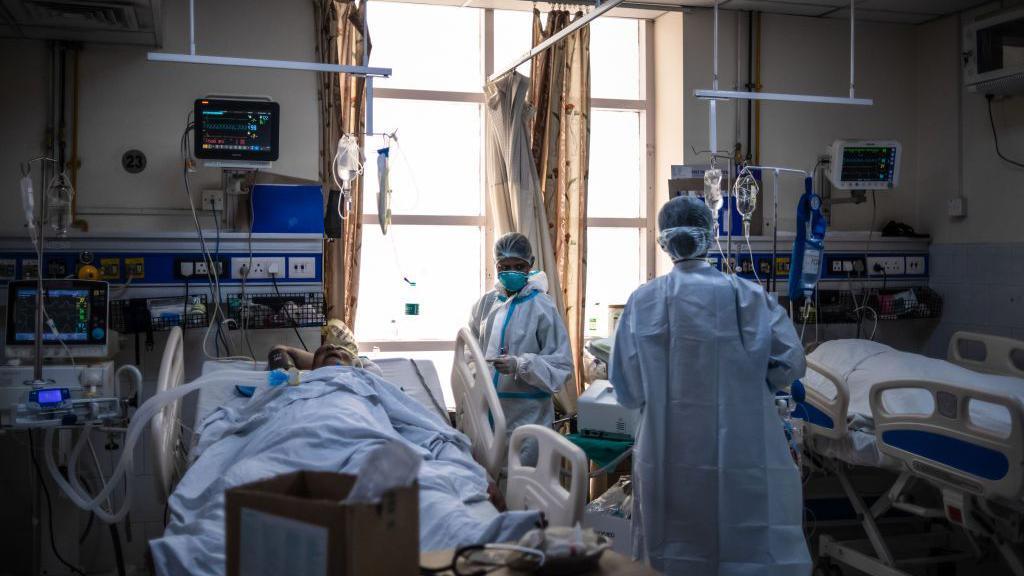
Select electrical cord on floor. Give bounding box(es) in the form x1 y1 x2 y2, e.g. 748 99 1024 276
109 524 126 576
77 476 95 545
271 273 309 352
27 431 88 576
987 94 1024 169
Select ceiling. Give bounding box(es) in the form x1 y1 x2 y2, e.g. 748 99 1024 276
634 0 998 24
392 0 1002 23
0 0 162 45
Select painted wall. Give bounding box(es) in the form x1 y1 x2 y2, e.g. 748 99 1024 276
0 0 320 234
653 11 684 275
915 11 1024 244
680 10 921 237
0 0 321 572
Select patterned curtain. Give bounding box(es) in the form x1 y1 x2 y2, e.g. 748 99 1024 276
315 0 369 329
528 9 591 397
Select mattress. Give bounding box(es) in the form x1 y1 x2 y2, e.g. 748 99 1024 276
801 339 1024 466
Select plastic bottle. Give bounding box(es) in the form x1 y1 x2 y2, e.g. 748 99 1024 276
47 177 73 238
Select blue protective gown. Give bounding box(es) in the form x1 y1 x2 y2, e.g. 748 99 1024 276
469 273 573 463
610 260 811 576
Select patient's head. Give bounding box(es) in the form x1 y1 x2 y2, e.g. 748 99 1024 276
313 344 357 369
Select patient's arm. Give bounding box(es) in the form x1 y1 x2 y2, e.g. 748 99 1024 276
267 346 316 370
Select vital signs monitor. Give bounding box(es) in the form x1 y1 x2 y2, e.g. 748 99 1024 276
5 280 110 359
827 140 901 190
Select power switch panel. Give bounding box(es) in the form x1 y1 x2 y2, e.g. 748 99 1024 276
125 257 145 279
866 256 905 276
0 259 15 280
906 256 926 275
288 257 316 279
100 258 121 281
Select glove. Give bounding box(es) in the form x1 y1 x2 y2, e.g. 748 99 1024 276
492 355 519 375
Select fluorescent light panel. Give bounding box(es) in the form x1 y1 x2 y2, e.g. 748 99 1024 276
146 52 392 77
695 89 873 106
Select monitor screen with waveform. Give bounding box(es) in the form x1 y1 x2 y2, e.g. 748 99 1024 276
194 98 280 162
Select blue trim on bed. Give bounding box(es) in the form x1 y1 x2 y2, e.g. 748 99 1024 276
791 401 835 430
881 430 1009 481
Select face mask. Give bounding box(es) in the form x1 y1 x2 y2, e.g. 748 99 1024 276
498 270 529 293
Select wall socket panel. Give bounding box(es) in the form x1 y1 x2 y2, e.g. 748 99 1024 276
288 257 316 279
906 256 926 275
201 189 225 212
867 256 906 276
231 257 286 279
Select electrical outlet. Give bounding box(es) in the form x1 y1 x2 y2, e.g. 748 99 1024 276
288 257 316 279
231 257 286 279
0 259 15 280
46 258 68 278
22 259 38 279
125 257 145 279
906 256 926 275
201 189 225 212
195 261 208 275
99 258 121 280
867 256 905 276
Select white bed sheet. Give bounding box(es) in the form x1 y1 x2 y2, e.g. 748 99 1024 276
802 339 1024 466
151 367 538 576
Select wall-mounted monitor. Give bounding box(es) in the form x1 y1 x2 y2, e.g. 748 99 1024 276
827 140 901 190
194 98 280 169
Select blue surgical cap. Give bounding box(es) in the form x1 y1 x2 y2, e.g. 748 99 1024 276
657 196 713 262
495 232 534 265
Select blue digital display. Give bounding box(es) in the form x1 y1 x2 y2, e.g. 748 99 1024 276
35 388 66 406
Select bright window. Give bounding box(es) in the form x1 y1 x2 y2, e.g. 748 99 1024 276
368 3 482 92
358 5 650 393
361 99 483 216
588 109 643 219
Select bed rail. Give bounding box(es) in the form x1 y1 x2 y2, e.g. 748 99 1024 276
506 424 588 527
871 378 1024 502
152 326 187 500
796 358 851 440
948 331 1024 378
452 327 507 482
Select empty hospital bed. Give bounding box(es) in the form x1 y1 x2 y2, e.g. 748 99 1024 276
796 331 1024 576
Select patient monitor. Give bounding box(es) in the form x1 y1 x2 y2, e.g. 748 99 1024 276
5 279 110 360
827 140 901 190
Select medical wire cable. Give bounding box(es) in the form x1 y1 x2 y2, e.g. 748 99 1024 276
180 121 253 363
41 370 266 521
28 431 88 576
271 272 309 352
987 94 1024 169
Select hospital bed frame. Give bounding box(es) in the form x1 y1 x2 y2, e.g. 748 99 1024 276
804 331 1024 576
451 327 589 525
152 326 589 527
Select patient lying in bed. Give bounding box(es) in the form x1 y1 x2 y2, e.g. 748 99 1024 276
150 338 538 575
265 318 383 375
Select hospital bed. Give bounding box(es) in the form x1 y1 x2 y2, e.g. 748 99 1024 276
450 326 588 525
797 331 1024 576
152 326 588 530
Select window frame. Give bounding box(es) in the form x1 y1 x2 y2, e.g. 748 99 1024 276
360 8 655 353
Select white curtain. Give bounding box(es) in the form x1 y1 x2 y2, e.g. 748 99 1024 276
484 72 576 414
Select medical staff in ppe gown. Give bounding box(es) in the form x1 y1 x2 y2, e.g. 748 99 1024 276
610 196 811 576
470 233 574 465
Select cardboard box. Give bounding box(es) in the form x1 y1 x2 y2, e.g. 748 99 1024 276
583 510 633 556
226 471 418 576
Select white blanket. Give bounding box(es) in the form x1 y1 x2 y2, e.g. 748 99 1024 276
805 339 1024 437
149 366 540 576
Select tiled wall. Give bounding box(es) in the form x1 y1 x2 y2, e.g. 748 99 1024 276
926 243 1024 358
